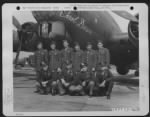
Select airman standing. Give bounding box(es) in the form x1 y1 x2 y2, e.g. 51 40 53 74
71 42 84 73
83 42 97 72
96 40 110 68
60 40 73 72
34 41 48 92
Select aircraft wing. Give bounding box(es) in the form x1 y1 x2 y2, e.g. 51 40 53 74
112 11 138 22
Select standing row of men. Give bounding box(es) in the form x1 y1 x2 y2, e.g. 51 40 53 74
33 39 113 99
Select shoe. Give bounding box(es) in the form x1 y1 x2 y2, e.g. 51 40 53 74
107 94 111 99
89 94 92 98
80 91 86 96
59 91 65 96
59 92 65 96
43 92 48 95
40 91 46 95
34 90 39 93
39 89 44 94
51 89 56 96
89 92 93 98
69 92 74 96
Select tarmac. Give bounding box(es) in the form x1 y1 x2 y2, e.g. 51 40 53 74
13 66 139 112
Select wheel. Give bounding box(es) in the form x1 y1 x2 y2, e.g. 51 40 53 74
134 70 139 76
21 64 25 67
117 66 129 75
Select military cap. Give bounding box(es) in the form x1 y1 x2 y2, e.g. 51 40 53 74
36 40 43 45
63 39 69 43
74 42 80 46
86 42 92 46
40 62 46 67
50 41 56 45
97 40 103 44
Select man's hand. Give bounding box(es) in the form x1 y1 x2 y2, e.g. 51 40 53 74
92 67 95 72
101 66 108 70
61 79 64 83
99 80 106 87
41 61 45 65
65 82 70 87
82 81 86 86
43 65 48 71
81 68 84 72
42 81 48 87
81 66 88 72
61 79 69 87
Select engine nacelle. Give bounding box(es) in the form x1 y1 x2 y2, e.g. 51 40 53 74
128 14 139 48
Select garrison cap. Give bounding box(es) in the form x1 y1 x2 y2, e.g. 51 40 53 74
50 41 56 45
86 42 92 46
63 39 69 43
97 40 103 44
74 42 80 46
36 40 43 45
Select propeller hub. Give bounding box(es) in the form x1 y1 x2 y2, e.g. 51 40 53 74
128 14 139 48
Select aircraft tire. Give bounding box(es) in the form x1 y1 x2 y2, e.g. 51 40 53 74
134 70 139 76
117 66 129 75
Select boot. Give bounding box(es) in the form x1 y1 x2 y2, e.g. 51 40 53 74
51 88 56 96
106 94 111 99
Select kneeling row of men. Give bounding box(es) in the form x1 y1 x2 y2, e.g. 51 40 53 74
34 40 113 99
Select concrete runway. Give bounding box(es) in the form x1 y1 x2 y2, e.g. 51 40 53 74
13 66 139 112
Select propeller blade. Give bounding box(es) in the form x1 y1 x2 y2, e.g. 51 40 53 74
13 16 21 30
113 11 138 22
13 30 19 41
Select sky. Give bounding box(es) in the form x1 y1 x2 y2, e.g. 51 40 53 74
13 10 138 59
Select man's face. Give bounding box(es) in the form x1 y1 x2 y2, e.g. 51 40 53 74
63 41 69 48
82 66 87 72
97 42 103 48
57 68 62 73
37 43 43 49
50 44 56 50
87 45 92 50
66 64 72 70
75 45 80 51
43 66 48 71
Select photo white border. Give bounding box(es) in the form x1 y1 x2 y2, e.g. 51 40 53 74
2 3 149 116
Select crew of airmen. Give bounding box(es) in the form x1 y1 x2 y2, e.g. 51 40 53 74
34 39 114 99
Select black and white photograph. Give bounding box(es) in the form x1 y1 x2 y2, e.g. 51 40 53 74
2 3 149 116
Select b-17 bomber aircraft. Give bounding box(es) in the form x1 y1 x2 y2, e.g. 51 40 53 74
13 11 139 75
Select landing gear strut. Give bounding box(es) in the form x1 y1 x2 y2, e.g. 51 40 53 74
14 31 23 68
